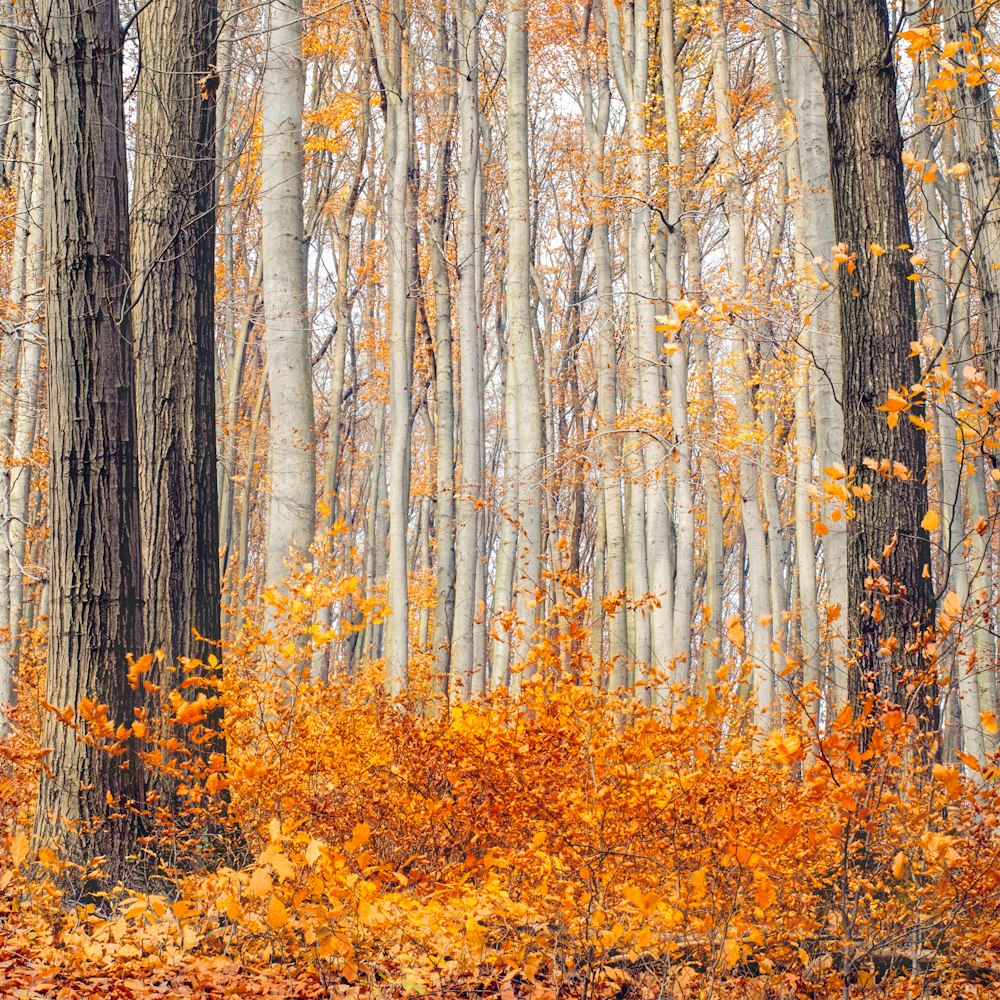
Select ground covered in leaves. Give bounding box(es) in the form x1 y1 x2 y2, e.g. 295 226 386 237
1 614 998 999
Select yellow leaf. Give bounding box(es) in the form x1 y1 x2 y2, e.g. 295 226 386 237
271 852 295 883
869 242 886 256
725 615 745 647
892 851 906 879
921 510 940 531
9 833 28 867
673 298 699 321
345 821 371 852
305 839 322 865
266 893 288 931
722 938 741 968
248 867 273 898
982 710 999 736
172 899 199 920
943 591 962 618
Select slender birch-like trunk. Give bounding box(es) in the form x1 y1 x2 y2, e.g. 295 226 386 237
661 0 694 689
506 0 544 679
451 0 485 692
582 1 628 687
605 0 673 677
788 0 848 704
707 0 774 724
262 0 316 592
429 14 456 698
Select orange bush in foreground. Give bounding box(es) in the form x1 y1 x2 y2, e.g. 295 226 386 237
1 590 999 999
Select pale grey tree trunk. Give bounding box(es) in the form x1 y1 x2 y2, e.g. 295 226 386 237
788 0 847 703
506 0 544 679
581 2 628 688
708 0 774 725
661 0 695 690
429 14 456 699
451 0 485 693
606 0 673 678
685 219 725 685
262 0 316 591
4 108 42 703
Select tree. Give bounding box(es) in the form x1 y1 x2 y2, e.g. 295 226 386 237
33 0 146 875
819 0 935 718
506 0 544 687
130 0 222 760
262 0 316 595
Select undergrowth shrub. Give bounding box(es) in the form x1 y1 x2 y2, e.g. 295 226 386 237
0 577 998 998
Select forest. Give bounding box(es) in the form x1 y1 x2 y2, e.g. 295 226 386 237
0 0 998 996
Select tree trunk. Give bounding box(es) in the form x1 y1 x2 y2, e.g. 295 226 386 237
130 0 223 768
819 0 935 722
34 0 146 877
507 0 544 677
262 0 316 592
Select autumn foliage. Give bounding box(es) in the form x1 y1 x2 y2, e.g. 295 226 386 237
1 579 999 999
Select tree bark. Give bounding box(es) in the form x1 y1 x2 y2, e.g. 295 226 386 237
262 0 316 592
819 0 936 721
34 0 146 876
130 0 223 752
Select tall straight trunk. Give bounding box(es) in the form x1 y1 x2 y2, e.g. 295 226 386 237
451 0 484 691
946 214 1000 758
819 0 935 721
606 0 673 676
708 0 774 724
0 62 35 726
5 113 42 698
131 0 222 732
34 0 145 875
0 0 16 185
313 85 368 681
506 0 544 675
429 15 456 699
383 12 412 696
661 0 694 689
685 214 724 685
262 0 316 590
789 0 848 704
581 1 628 687
914 81 984 764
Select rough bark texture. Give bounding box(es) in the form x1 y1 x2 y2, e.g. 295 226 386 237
131 0 222 701
34 0 146 875
819 0 935 719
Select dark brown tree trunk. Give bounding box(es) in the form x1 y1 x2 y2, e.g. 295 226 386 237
34 0 146 877
819 0 936 725
130 0 223 807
